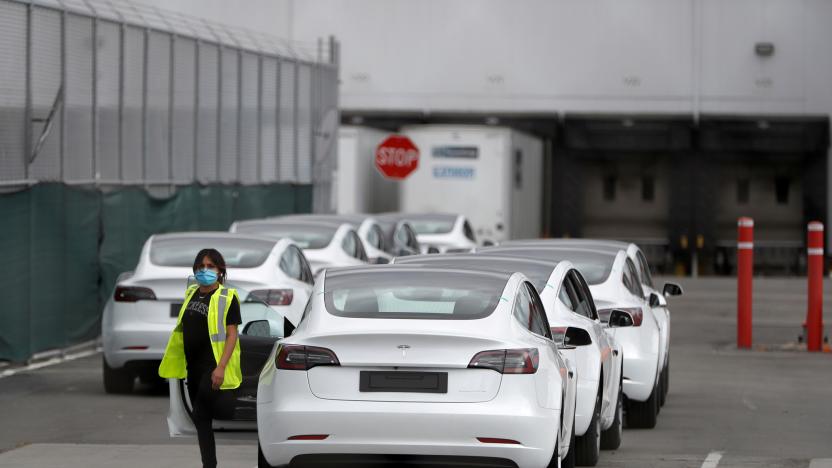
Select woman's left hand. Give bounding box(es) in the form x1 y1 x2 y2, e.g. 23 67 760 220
211 366 225 389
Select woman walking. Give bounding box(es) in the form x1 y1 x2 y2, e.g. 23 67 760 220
159 248 242 468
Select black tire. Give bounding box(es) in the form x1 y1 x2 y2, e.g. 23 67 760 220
600 372 623 450
103 357 134 394
575 386 601 466
562 415 577 468
626 384 658 429
258 442 274 468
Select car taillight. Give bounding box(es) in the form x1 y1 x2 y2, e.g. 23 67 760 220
550 327 567 344
114 286 156 302
598 307 643 326
276 344 340 370
468 348 539 374
250 289 293 306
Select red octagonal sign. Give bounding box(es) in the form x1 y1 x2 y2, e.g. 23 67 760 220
375 135 420 180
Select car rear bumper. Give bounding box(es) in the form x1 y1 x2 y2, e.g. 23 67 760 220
258 371 560 468
103 324 172 369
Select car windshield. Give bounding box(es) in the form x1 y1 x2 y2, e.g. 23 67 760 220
150 237 275 268
235 223 337 249
409 218 456 235
324 268 507 320
484 248 614 285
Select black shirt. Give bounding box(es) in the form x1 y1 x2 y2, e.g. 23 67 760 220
182 287 241 373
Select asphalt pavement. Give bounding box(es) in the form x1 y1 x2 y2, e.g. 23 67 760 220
1 276 831 468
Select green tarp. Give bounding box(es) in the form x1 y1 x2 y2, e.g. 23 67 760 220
0 182 311 362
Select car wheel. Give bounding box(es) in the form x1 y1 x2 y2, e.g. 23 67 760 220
600 372 623 450
575 386 601 465
258 442 274 468
103 357 134 394
626 383 658 429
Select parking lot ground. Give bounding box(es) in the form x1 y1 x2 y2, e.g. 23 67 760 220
0 277 830 467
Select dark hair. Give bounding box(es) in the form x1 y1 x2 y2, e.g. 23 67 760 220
193 248 228 284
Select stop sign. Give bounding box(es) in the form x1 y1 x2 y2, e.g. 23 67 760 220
375 135 419 180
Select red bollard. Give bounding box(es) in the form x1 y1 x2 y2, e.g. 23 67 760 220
806 221 824 352
737 217 754 349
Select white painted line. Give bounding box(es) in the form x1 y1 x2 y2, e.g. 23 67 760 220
809 459 832 468
737 242 754 250
0 349 101 379
701 451 723 468
808 248 824 256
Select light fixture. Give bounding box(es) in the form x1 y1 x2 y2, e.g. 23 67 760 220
755 42 775 57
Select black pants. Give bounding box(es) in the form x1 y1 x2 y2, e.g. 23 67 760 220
187 368 219 468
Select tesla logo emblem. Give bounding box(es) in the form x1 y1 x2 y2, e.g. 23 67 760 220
397 345 410 358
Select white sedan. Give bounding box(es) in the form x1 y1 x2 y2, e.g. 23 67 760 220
271 213 394 264
101 232 313 394
256 265 578 468
395 254 630 465
484 245 663 429
502 239 683 407
385 212 478 253
229 219 369 275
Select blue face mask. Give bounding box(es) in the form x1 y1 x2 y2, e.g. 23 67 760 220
194 268 219 286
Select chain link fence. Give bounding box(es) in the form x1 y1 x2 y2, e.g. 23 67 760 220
0 0 340 204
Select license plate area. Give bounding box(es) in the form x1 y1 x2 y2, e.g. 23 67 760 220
170 303 182 317
359 371 448 394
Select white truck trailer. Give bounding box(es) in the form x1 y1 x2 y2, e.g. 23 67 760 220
399 125 543 244
334 125 398 214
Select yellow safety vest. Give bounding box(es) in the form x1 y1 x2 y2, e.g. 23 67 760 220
158 284 242 390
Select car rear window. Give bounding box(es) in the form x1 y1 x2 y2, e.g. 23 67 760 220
324 269 508 320
407 216 457 235
150 237 275 268
483 248 615 285
235 223 337 249
395 256 556 292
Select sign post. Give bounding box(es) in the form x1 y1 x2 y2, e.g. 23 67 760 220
806 221 824 352
737 217 754 349
375 135 420 180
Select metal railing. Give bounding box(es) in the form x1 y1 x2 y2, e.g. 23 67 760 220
0 0 339 194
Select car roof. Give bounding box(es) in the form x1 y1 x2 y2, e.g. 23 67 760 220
275 213 373 225
395 254 560 289
378 212 459 223
153 231 280 245
236 219 347 229
481 246 620 264
324 264 512 283
397 253 559 268
505 238 630 251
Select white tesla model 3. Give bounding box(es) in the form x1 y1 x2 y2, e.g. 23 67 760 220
256 265 578 468
395 254 630 464
101 232 313 394
502 239 683 407
271 213 395 264
384 213 478 253
229 219 368 275
483 246 662 429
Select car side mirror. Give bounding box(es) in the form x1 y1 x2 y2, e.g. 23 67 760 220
649 292 661 308
607 309 634 328
663 282 683 297
242 320 271 337
427 246 440 254
559 327 592 348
